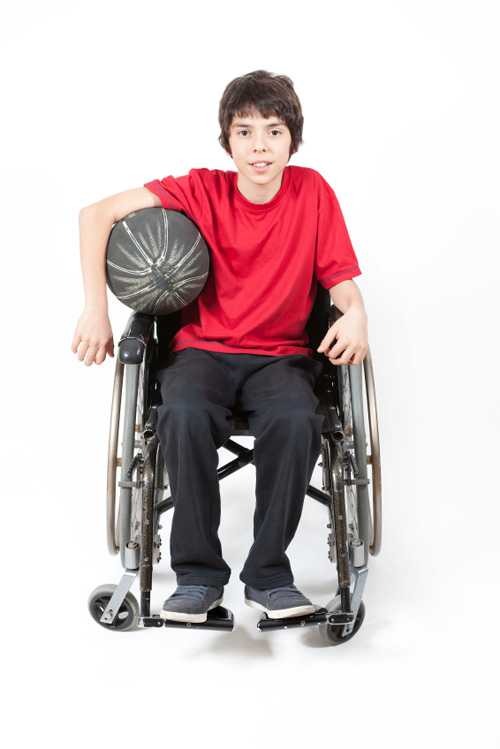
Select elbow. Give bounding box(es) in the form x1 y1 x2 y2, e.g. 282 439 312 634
79 204 96 222
79 202 110 226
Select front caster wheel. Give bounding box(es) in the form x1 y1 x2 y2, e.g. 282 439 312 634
319 600 366 645
88 584 140 632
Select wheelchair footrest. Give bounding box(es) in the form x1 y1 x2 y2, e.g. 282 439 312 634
256 607 329 632
142 606 234 631
327 610 356 625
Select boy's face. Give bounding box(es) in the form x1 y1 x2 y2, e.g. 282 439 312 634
228 110 292 185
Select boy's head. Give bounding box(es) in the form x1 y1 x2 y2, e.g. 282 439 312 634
218 70 304 182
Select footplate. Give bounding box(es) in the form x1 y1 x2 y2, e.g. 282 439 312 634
257 607 329 631
141 605 234 631
327 610 356 625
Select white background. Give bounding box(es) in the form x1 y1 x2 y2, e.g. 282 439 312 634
2 0 499 746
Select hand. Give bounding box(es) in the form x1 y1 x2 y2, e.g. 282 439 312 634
317 307 368 366
71 307 114 366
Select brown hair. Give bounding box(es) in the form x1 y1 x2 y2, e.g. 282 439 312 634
218 70 304 159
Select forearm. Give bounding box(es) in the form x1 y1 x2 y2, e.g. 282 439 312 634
78 205 114 311
329 279 366 317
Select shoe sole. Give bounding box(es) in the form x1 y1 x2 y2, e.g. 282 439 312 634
159 596 223 624
245 597 316 619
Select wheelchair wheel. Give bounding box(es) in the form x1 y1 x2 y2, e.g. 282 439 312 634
318 308 382 644
88 584 140 632
107 351 151 561
106 354 125 554
335 345 382 558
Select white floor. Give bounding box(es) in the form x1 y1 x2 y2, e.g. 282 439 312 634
7 424 497 748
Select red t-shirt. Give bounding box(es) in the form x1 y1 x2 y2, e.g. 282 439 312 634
144 165 361 357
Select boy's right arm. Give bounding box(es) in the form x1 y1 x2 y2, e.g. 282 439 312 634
72 187 162 367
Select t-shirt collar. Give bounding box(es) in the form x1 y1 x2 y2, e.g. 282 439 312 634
232 166 290 211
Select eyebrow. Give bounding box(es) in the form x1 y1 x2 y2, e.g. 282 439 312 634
231 121 285 129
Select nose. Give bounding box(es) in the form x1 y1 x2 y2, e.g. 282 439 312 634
251 133 268 152
253 144 267 156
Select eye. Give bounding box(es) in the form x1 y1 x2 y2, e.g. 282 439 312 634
236 128 283 136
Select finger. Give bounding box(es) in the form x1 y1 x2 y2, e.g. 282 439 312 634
354 348 368 364
71 334 81 353
84 344 99 366
317 324 338 351
318 339 332 352
95 345 107 365
77 340 89 362
329 339 349 358
319 340 334 354
329 347 354 365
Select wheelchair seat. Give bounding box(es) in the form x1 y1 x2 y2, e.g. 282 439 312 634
204 398 329 438
230 404 252 436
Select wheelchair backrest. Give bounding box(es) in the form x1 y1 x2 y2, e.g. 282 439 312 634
154 281 331 368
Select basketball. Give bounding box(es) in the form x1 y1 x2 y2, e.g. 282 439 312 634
106 207 210 315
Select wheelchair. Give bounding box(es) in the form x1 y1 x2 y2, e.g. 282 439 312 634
88 283 382 645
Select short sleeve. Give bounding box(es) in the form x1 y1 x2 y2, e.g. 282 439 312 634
144 168 210 223
314 172 362 289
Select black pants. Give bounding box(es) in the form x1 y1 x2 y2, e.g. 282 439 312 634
155 347 325 589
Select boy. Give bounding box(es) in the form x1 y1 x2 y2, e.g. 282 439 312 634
72 70 369 624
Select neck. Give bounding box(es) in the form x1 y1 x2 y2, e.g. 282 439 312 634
236 169 285 204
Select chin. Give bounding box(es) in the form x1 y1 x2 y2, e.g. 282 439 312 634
248 166 280 179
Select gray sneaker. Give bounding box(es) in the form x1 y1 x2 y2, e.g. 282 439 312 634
244 583 317 619
160 584 224 623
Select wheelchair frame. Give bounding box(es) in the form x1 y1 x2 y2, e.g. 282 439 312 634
89 284 382 643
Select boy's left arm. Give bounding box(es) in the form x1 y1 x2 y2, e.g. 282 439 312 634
317 279 369 365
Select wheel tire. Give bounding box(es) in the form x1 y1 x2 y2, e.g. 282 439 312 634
88 584 140 632
329 305 382 556
319 601 366 645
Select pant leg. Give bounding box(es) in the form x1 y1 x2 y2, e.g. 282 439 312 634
236 355 325 589
155 348 238 587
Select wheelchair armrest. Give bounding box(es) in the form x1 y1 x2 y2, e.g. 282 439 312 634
118 312 155 365
328 302 343 326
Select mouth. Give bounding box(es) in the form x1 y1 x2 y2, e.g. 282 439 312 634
249 161 273 172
